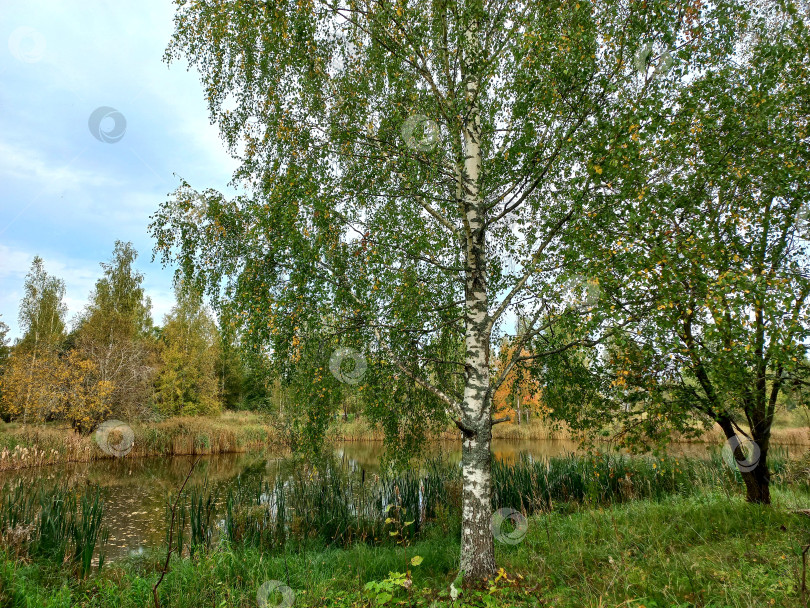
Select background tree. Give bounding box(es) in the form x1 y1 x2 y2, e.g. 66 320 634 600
74 241 157 420
217 327 246 410
0 348 62 423
153 0 742 579
11 257 67 424
154 284 221 416
54 352 115 433
492 338 543 426
239 348 277 411
80 241 153 337
545 3 810 504
17 256 67 353
215 309 277 411
0 318 9 368
0 318 10 410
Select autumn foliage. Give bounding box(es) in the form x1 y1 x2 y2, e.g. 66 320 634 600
1 348 113 433
493 341 543 424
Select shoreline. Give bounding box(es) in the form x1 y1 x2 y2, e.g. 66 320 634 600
1 412 807 474
327 416 810 446
0 411 282 473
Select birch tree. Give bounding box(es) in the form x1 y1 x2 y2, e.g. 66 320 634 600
153 0 742 580
16 257 67 425
18 256 67 353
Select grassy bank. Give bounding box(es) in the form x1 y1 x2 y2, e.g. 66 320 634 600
329 415 810 445
0 412 281 472
2 487 809 607
1 410 807 473
1 450 809 606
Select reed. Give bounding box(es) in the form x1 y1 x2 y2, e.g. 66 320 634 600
189 481 216 557
0 481 109 576
72 488 109 578
491 448 796 514
164 494 188 558
165 449 798 560
0 412 282 472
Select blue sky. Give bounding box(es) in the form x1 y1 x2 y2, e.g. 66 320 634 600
1 1 241 340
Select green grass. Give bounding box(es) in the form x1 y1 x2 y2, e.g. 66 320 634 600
2 486 809 607
2 450 808 606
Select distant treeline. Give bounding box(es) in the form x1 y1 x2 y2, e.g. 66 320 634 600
0 241 278 432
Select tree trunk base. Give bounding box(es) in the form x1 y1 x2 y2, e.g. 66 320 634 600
742 467 771 505
460 430 496 582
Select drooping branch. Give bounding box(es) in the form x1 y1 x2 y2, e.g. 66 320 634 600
313 259 468 428
488 206 575 329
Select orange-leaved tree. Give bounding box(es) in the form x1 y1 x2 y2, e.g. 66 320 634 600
493 339 543 426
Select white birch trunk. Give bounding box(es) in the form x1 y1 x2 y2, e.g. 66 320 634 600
458 18 496 579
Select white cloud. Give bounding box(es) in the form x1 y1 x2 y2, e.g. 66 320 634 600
0 140 122 192
0 244 32 280
0 0 243 341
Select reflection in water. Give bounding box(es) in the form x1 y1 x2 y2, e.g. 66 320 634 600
0 439 801 560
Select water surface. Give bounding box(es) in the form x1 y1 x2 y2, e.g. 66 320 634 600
1 438 803 560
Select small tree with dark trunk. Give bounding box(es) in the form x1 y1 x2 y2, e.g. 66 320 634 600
544 2 810 505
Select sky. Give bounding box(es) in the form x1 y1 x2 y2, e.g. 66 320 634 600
0 0 241 341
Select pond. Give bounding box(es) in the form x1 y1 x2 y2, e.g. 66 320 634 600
0 438 803 561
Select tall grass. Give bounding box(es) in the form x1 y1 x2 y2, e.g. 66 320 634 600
0 412 281 472
32 488 75 563
212 457 457 552
492 449 796 514
171 449 795 558
189 481 216 557
0 481 109 576
73 488 109 578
